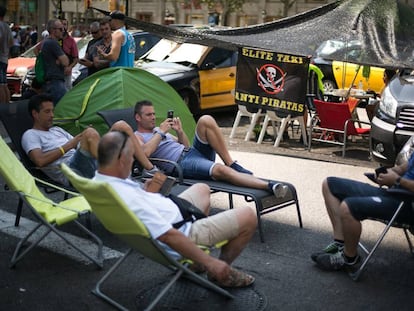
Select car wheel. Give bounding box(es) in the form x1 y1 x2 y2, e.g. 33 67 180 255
323 80 336 93
178 90 200 116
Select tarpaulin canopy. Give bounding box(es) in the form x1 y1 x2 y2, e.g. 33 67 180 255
95 0 414 68
53 67 196 139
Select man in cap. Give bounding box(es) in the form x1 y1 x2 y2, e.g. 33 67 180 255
97 11 135 67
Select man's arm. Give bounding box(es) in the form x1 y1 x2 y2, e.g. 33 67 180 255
28 134 81 167
172 117 190 147
158 228 230 282
97 30 122 62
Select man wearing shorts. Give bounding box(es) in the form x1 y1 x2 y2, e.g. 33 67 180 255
0 6 13 103
133 100 289 198
95 130 257 287
311 150 414 272
22 94 155 186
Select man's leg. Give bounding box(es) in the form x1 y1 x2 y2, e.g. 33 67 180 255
79 127 100 159
178 183 211 215
0 62 10 103
218 206 257 264
340 201 362 258
110 120 154 170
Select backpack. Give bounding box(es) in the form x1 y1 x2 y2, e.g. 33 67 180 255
34 51 45 84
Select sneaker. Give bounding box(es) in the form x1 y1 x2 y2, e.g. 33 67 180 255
271 182 289 198
311 241 344 262
142 165 159 178
230 161 253 175
314 251 360 271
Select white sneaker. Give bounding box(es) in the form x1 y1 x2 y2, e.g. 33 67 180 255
272 183 288 198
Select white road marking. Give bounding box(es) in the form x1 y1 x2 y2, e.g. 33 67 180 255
0 210 123 264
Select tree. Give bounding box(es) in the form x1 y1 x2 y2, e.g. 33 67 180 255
200 0 246 25
281 0 297 17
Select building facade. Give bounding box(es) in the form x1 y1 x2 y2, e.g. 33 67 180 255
4 0 414 32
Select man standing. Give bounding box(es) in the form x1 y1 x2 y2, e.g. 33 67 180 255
60 18 79 90
41 19 69 105
92 18 112 71
78 21 102 76
97 11 135 67
0 5 13 103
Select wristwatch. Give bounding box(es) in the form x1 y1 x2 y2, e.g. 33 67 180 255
154 129 166 140
394 176 401 187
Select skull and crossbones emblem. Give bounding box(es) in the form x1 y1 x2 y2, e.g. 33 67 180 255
256 64 286 94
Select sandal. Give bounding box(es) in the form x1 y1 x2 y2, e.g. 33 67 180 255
208 267 255 288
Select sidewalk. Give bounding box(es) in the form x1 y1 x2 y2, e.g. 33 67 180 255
0 151 412 310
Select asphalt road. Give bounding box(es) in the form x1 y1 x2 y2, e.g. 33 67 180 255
2 114 412 310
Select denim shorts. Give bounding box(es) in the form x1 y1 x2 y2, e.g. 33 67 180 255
179 133 217 179
0 62 7 84
327 176 414 225
69 149 97 179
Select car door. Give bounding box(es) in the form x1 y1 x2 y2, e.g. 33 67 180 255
332 60 385 93
198 48 237 110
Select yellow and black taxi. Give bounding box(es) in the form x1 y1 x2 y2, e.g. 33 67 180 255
312 40 385 94
137 39 237 116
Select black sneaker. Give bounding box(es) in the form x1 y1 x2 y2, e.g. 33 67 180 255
311 241 344 262
230 161 253 175
314 250 360 271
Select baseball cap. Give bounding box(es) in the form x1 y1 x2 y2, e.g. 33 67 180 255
109 11 125 21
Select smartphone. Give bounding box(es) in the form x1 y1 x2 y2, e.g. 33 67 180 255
167 110 174 119
375 166 388 176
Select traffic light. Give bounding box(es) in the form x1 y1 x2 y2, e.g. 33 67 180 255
109 0 117 11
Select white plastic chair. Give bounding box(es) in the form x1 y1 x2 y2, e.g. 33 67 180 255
229 104 265 141
257 110 308 147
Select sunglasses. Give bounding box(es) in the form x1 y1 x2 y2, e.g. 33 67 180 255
91 30 99 34
54 27 64 31
117 131 129 159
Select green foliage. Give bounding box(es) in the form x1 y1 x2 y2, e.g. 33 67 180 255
200 0 245 12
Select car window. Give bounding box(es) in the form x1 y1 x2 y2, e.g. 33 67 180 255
133 33 161 60
165 43 209 64
142 39 179 62
202 48 235 69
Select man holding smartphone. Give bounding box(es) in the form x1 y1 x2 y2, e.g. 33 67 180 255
311 150 414 273
133 100 289 198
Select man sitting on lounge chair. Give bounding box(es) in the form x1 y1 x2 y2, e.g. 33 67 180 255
21 94 156 186
95 130 257 287
133 100 288 198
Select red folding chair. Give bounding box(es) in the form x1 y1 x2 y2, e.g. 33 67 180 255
308 98 371 157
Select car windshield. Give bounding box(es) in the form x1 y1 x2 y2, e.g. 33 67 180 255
141 38 209 65
316 40 361 60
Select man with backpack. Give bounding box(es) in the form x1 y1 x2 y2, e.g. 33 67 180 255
40 19 69 105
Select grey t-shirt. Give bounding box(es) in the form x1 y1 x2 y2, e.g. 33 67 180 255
21 126 75 184
41 37 65 81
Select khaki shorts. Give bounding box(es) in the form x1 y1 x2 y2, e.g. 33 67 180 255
188 209 239 246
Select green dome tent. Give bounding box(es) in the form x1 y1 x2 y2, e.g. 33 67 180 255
53 67 196 141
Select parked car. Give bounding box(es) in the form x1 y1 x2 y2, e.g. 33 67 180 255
312 39 385 93
370 69 414 165
72 30 161 86
7 36 92 97
137 39 238 115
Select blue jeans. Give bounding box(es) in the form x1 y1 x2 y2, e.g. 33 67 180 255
327 176 414 225
69 149 97 179
179 134 217 179
43 79 67 105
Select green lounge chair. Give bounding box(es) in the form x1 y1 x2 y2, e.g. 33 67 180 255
61 163 233 311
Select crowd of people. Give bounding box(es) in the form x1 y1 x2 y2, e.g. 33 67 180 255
1 6 133 104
